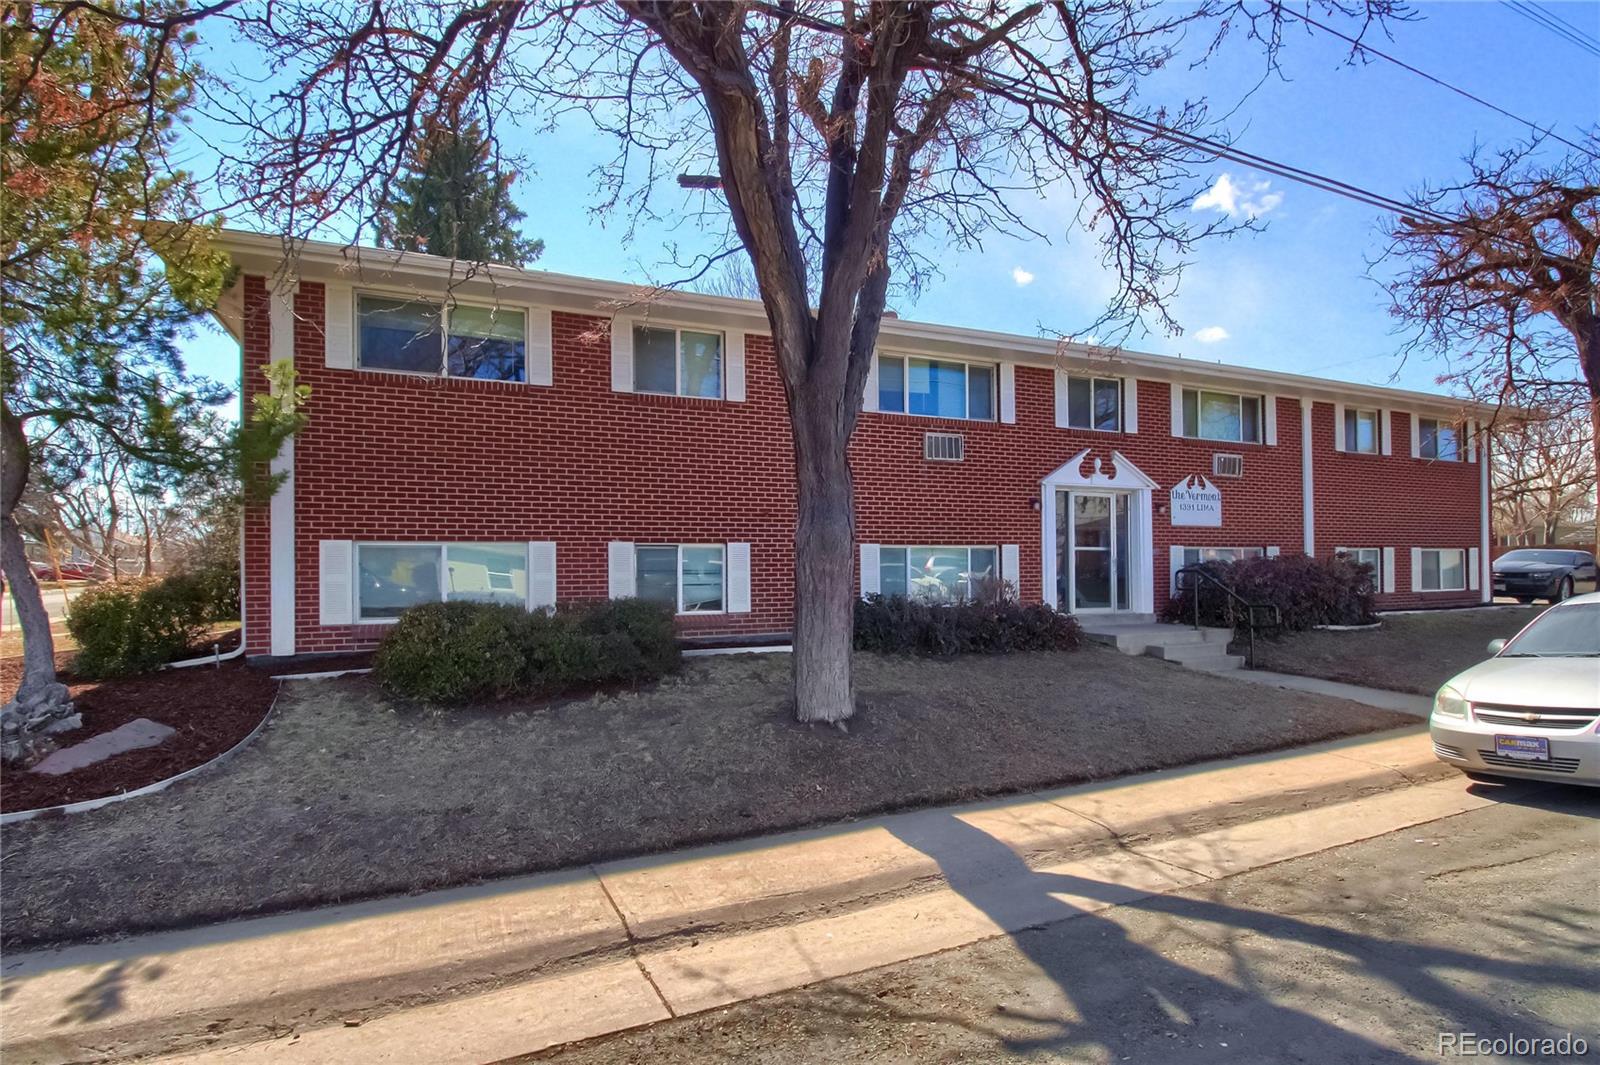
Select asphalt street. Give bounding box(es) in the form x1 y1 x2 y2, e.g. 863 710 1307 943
530 780 1598 1065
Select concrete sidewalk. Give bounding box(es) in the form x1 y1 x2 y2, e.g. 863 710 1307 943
1223 670 1433 716
3 727 1482 1065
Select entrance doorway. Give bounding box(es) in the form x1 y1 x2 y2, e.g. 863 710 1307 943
1057 490 1131 612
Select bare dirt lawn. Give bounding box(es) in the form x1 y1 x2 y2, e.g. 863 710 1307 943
1251 606 1545 695
1 647 1412 948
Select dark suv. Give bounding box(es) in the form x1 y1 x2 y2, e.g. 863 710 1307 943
1492 549 1599 604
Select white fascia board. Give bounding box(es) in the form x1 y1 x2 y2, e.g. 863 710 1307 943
211 228 1510 419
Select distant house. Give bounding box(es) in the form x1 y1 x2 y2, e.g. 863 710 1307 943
204 229 1497 657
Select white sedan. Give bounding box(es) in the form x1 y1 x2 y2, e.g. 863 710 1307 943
1430 592 1600 786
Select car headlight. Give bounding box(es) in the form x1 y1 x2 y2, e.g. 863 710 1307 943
1433 685 1469 719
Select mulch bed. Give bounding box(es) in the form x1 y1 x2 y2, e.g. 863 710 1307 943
1 628 274 814
1 647 1415 948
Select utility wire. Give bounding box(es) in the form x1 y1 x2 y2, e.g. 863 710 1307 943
1270 1 1595 158
1500 0 1600 57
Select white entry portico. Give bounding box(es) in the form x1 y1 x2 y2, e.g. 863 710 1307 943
1040 449 1158 616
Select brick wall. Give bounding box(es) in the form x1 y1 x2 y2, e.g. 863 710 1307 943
240 276 1485 654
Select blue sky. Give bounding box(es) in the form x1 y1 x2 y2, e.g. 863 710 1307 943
178 2 1600 402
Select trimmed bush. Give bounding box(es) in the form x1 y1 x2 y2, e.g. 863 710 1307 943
1162 554 1376 632
67 576 214 678
374 598 681 703
854 595 1083 656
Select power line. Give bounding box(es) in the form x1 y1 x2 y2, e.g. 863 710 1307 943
1500 1 1600 57
1270 1 1595 158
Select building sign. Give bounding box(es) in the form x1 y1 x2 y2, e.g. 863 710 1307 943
1170 474 1222 527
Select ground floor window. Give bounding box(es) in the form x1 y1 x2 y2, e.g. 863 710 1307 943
636 544 725 613
1336 547 1381 570
357 542 528 619
1180 546 1265 566
1420 548 1466 591
879 546 998 602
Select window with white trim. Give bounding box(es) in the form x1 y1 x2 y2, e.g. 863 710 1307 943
1418 417 1460 461
636 544 725 613
1180 388 1263 443
1343 408 1378 453
879 546 998 601
1336 547 1381 571
877 354 995 421
1064 376 1122 431
633 325 723 398
1180 546 1265 566
357 294 527 381
1420 548 1466 591
357 542 529 620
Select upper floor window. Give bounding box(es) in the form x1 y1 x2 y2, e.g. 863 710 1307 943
357 294 527 381
636 543 725 613
1180 388 1262 443
878 545 999 602
1419 417 1460 461
1064 377 1122 432
1343 408 1378 453
634 325 723 399
878 354 995 421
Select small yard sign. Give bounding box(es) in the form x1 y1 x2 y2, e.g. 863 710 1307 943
1170 474 1223 527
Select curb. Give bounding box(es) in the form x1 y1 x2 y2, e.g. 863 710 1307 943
0 686 281 826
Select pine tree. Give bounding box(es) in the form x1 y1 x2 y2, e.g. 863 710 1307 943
377 123 544 266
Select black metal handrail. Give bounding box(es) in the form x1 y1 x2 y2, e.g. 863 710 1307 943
1174 564 1283 668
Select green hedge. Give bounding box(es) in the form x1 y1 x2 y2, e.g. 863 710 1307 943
854 595 1083 656
66 569 233 678
373 599 683 703
1162 554 1377 632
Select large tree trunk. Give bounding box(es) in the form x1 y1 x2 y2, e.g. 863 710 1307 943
790 390 856 725
1 405 76 765
1590 393 1600 559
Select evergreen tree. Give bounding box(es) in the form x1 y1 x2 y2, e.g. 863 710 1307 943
377 123 544 266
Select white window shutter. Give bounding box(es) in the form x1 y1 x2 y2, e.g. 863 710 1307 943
727 542 751 612
1123 378 1138 433
999 363 1017 424
610 318 634 393
1266 546 1282 558
1170 545 1187 592
1380 408 1393 455
1055 370 1071 429
1332 403 1345 452
863 352 880 413
725 332 746 402
608 542 636 598
526 307 553 386
1381 547 1396 593
1170 383 1185 437
1410 547 1423 592
1410 413 1421 458
323 283 353 369
1468 547 1480 590
1466 419 1478 463
527 541 557 609
1001 544 1020 590
318 540 354 626
1264 394 1278 445
859 543 880 597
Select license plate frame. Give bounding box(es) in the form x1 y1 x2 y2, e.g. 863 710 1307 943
1494 735 1549 762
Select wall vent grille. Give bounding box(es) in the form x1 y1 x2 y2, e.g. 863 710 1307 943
924 432 965 462
1212 453 1244 478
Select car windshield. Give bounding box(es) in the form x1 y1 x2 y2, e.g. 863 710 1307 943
1497 550 1574 565
1499 603 1600 657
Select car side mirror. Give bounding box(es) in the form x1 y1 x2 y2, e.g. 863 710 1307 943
1486 638 1506 655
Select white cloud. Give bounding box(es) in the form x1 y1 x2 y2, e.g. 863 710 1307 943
1011 266 1035 286
1193 174 1283 219
1193 326 1230 344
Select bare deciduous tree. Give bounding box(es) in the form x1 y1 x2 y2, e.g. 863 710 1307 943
1493 406 1595 546
221 0 1398 723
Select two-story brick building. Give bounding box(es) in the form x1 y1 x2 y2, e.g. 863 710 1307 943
210 230 1497 657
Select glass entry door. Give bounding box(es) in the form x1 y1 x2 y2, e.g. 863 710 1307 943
1057 490 1131 612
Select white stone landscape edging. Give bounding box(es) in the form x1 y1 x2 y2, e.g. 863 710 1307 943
1312 622 1383 631
0 687 282 826
270 667 374 681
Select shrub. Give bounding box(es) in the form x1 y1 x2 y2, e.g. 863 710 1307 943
1162 554 1376 632
372 601 526 702
67 576 214 678
373 598 682 703
854 595 1083 656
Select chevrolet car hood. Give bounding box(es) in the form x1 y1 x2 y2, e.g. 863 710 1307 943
1449 656 1600 711
1493 561 1564 573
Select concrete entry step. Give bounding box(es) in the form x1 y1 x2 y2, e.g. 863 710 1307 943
1145 642 1245 671
1079 620 1233 657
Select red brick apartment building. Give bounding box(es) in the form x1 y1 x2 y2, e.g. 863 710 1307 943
210 230 1496 657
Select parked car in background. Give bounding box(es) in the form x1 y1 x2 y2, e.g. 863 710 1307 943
1491 549 1598 604
1430 592 1600 787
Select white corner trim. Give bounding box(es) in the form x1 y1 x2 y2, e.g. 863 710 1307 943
268 281 297 657
1300 399 1314 555
1479 437 1492 603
